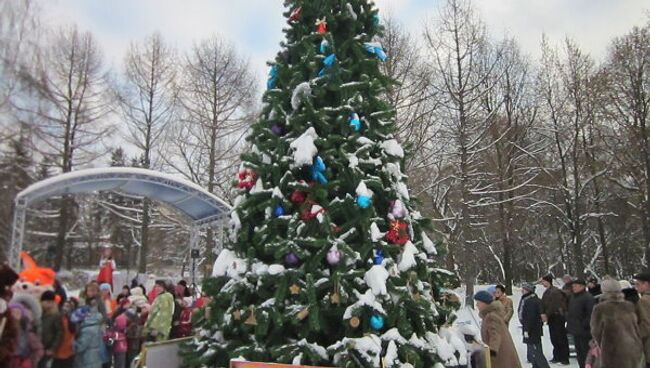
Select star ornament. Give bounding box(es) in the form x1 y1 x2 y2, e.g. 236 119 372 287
289 284 301 295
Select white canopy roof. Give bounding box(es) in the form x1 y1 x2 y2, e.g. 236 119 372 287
16 167 231 223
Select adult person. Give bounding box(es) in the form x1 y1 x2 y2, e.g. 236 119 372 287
518 283 549 368
97 248 116 290
633 272 650 368
590 278 644 368
39 290 63 368
473 290 521 368
621 279 640 304
540 274 570 365
566 278 595 368
144 280 175 342
587 277 602 299
493 284 514 325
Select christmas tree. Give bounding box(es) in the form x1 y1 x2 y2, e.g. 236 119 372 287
183 1 459 367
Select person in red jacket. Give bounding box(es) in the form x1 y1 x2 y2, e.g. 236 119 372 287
97 248 116 290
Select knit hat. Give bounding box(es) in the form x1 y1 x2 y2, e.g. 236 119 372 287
486 285 497 295
634 272 650 283
130 287 143 297
541 274 554 283
522 283 536 292
601 279 622 294
99 283 112 292
473 290 493 304
41 290 56 301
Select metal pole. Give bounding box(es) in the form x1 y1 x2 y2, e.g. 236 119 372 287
189 225 198 285
10 199 27 270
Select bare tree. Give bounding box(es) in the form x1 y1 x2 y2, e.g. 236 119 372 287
475 38 543 292
603 24 650 271
116 32 177 273
423 0 501 305
165 36 256 269
16 25 112 270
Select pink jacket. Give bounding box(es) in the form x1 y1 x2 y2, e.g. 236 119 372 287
112 314 128 354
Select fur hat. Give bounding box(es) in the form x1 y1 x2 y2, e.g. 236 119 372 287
601 278 622 294
573 278 587 286
473 290 493 304
620 280 633 289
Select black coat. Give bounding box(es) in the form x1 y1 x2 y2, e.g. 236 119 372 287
519 291 543 344
567 290 595 337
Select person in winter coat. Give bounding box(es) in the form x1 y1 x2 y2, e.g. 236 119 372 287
540 274 570 365
474 290 521 368
587 277 602 299
518 283 549 368
493 284 514 325
9 302 44 368
111 312 128 368
621 280 641 304
0 264 20 365
39 291 63 368
561 275 573 296
590 278 644 368
125 307 143 367
98 283 115 317
144 280 174 342
633 271 650 368
73 304 103 368
52 298 77 368
567 278 596 368
174 297 194 338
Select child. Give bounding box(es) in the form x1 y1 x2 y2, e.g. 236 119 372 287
9 302 44 368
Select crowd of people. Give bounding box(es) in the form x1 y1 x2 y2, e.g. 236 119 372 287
467 273 650 368
0 261 209 368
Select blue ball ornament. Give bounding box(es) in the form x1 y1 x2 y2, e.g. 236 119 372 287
267 65 279 90
273 205 285 217
357 195 372 208
370 314 385 330
320 39 329 54
373 249 385 265
349 113 362 132
323 54 337 67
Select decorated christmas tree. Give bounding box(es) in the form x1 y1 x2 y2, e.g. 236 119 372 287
183 1 460 367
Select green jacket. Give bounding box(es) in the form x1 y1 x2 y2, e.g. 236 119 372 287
41 310 63 351
145 291 174 341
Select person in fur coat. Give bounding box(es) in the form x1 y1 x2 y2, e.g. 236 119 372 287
474 290 522 368
590 278 644 368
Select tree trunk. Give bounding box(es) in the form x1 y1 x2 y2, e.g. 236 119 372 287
54 197 70 271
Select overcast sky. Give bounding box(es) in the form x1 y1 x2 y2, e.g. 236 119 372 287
39 0 649 86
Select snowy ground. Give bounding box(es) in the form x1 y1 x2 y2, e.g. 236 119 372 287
454 285 579 367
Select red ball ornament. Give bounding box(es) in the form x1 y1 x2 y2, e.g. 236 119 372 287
289 7 302 22
237 169 257 189
290 190 307 204
385 220 410 245
315 18 328 34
